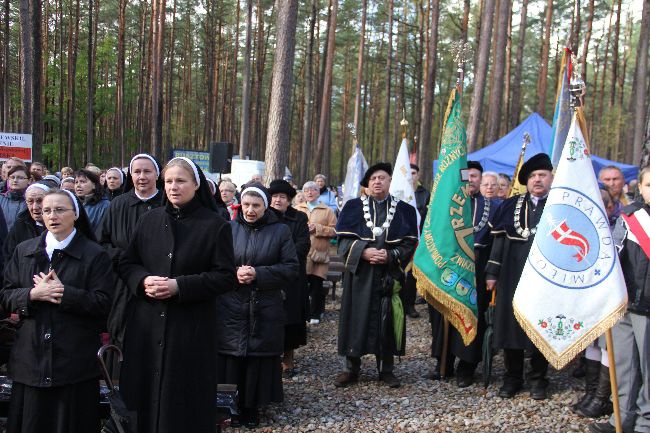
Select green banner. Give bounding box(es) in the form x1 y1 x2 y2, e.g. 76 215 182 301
413 88 477 345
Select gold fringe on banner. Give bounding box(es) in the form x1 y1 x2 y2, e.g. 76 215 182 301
413 265 478 346
513 301 627 370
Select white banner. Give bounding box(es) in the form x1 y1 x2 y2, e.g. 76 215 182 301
513 115 627 369
342 146 368 205
390 138 421 231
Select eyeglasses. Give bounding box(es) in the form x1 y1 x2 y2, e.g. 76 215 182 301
8 176 28 181
42 208 73 216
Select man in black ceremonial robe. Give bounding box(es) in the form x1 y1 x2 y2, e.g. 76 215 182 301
485 153 554 400
334 163 418 388
428 160 499 387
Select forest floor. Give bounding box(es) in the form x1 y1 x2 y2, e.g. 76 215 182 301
235 295 606 433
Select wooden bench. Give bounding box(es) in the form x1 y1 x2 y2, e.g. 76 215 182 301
326 255 345 300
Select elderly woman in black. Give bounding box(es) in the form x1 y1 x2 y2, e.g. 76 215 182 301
268 179 310 375
1 189 114 433
217 184 299 428
119 157 235 433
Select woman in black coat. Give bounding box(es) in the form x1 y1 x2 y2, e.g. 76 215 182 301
1 183 49 273
217 184 299 428
1 189 114 433
268 179 310 375
119 157 236 433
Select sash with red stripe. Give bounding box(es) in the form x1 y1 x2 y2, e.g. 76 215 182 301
621 210 650 259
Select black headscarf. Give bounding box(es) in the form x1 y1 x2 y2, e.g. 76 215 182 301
56 189 97 242
161 157 220 213
123 153 164 193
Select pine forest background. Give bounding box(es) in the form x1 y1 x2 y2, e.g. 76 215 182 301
1 0 649 186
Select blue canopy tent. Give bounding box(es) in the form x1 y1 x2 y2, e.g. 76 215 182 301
464 113 638 183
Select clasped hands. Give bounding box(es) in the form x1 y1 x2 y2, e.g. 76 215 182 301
143 276 178 299
30 270 64 304
237 266 256 285
361 248 388 265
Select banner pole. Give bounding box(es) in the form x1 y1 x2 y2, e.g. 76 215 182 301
605 328 623 433
440 319 450 378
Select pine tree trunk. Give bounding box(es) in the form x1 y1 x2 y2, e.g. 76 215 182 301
66 0 80 166
239 0 253 158
485 0 510 145
116 0 126 165
2 0 9 130
86 0 94 164
314 0 337 174
150 0 165 158
580 0 595 82
264 0 298 182
609 0 622 107
19 0 33 136
466 0 495 151
381 0 394 162
417 0 439 184
631 0 649 164
299 0 317 183
536 0 553 118
353 0 367 132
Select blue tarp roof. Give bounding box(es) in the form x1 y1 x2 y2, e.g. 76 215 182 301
466 113 639 183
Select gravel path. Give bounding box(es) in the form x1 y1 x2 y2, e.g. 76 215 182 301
233 296 607 433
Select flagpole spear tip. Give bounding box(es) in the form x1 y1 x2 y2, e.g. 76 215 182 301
347 122 358 147
569 54 586 111
451 41 472 92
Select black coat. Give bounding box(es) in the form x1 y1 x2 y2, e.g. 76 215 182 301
485 193 546 350
1 209 45 274
273 206 310 325
1 231 114 387
617 202 650 316
96 189 163 345
118 198 236 433
217 210 299 357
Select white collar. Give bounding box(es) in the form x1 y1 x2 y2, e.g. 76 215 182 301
45 228 77 260
529 193 548 206
134 189 159 201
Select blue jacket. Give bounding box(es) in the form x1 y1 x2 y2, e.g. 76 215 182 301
83 197 111 232
318 189 338 213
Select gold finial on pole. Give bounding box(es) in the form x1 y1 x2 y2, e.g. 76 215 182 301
400 109 408 139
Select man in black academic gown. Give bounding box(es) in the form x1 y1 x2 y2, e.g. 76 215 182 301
427 160 499 387
334 163 418 388
485 153 554 400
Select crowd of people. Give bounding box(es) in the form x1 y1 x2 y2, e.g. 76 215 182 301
0 153 646 433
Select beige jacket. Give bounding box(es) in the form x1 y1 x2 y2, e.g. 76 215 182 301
296 202 337 278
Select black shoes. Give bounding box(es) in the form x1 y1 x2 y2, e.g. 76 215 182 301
578 365 613 418
498 381 523 398
379 372 401 388
406 307 421 319
456 375 474 388
588 422 617 433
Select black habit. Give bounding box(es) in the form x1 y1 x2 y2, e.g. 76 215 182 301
1 231 115 433
96 188 163 347
336 196 418 359
118 197 236 433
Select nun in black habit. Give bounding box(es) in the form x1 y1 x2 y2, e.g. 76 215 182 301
96 153 164 351
216 184 299 428
118 157 236 433
1 189 114 433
